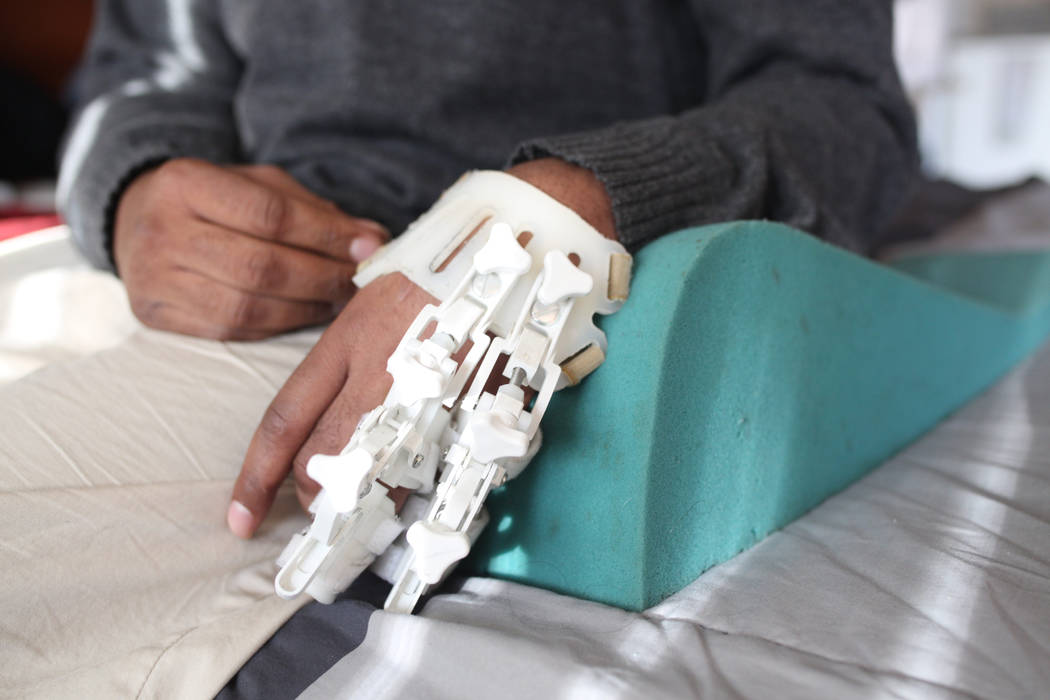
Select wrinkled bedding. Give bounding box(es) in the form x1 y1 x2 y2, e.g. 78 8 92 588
1 204 1049 698
0 226 135 383
255 341 1050 699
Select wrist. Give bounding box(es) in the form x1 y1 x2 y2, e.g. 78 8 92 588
111 161 164 276
505 158 617 241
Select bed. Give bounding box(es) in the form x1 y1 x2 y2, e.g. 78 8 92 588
1 186 1048 697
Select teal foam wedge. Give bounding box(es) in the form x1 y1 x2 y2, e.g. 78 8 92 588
467 221 1050 610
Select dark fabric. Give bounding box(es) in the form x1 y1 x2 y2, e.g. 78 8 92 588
60 0 917 269
882 176 1046 246
216 572 391 700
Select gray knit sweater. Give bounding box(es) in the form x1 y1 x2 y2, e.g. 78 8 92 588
59 0 917 269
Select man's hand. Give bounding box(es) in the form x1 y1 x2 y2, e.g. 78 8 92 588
506 158 618 240
229 271 435 537
227 157 617 537
114 158 389 340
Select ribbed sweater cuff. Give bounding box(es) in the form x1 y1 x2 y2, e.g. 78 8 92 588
510 115 737 251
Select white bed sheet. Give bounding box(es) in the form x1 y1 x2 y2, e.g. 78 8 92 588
0 226 135 384
1 217 1048 698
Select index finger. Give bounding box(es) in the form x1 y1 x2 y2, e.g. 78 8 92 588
229 340 347 537
178 160 389 261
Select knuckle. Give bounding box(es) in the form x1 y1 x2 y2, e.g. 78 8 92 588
157 157 196 183
151 162 177 188
207 325 240 341
240 468 276 502
327 269 354 300
243 248 285 290
256 164 283 179
258 400 295 447
315 225 342 253
186 227 212 259
129 296 166 328
225 293 263 328
253 190 288 237
134 211 165 242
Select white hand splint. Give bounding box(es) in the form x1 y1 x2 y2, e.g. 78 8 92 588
274 170 632 612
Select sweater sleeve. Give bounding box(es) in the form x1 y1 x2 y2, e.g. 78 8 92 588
510 0 918 255
57 0 242 270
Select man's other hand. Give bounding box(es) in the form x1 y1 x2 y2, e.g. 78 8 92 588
113 158 389 340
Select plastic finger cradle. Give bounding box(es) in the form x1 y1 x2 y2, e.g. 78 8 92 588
274 171 632 613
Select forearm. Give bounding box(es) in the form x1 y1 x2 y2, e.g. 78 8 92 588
505 158 617 241
511 0 918 255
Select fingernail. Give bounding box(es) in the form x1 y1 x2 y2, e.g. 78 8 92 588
350 235 382 263
227 500 255 539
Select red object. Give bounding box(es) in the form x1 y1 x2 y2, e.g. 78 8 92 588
0 214 63 243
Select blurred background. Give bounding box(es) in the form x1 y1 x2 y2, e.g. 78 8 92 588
896 0 1050 187
0 1 92 238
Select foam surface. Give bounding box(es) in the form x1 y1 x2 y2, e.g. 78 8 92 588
470 221 1050 609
